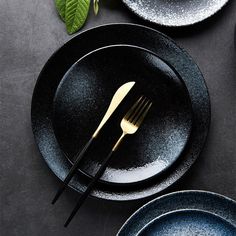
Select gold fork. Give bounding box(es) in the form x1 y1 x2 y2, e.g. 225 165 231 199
112 96 152 151
64 96 152 227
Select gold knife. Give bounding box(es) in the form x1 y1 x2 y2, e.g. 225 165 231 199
52 81 135 204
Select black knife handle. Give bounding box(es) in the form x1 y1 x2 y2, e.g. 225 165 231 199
64 150 114 227
52 137 94 204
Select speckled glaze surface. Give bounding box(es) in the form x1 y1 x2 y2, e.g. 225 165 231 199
234 23 236 49
138 210 236 236
52 45 192 185
118 191 236 235
31 24 210 201
122 0 229 27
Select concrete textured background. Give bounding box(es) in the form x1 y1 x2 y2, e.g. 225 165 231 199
0 0 235 235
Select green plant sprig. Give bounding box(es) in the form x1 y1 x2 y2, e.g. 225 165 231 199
55 0 99 34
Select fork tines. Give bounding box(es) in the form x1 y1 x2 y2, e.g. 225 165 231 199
125 96 152 125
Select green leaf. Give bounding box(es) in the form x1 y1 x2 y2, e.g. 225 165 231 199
93 0 99 15
55 0 66 21
65 0 90 34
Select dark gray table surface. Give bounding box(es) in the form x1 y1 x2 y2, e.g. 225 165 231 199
1 1 236 235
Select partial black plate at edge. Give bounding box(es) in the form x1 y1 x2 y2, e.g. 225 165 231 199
137 210 236 236
117 190 236 236
52 44 193 186
31 23 210 201
122 0 229 27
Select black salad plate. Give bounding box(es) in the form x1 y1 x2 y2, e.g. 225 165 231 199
118 191 236 235
31 23 210 201
122 0 229 27
52 45 192 185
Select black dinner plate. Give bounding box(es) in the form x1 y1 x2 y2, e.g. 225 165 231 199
52 45 192 185
122 0 229 27
31 23 210 201
118 190 236 235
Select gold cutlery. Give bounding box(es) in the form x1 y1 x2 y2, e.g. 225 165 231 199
64 96 152 227
52 81 135 204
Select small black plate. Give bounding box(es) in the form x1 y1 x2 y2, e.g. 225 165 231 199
31 24 210 201
52 45 192 185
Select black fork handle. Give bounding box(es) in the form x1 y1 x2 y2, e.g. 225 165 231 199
64 149 115 227
64 132 126 227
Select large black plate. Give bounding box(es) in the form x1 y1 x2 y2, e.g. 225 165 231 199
118 190 236 235
52 45 192 185
31 23 210 201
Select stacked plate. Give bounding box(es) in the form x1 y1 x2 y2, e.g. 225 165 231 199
31 24 210 201
118 190 236 235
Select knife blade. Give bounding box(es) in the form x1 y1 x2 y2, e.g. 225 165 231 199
92 81 135 137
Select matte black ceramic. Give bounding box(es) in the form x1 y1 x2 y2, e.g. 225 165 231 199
138 210 236 236
31 23 210 201
122 0 229 27
52 45 192 185
118 190 236 235
234 23 236 49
